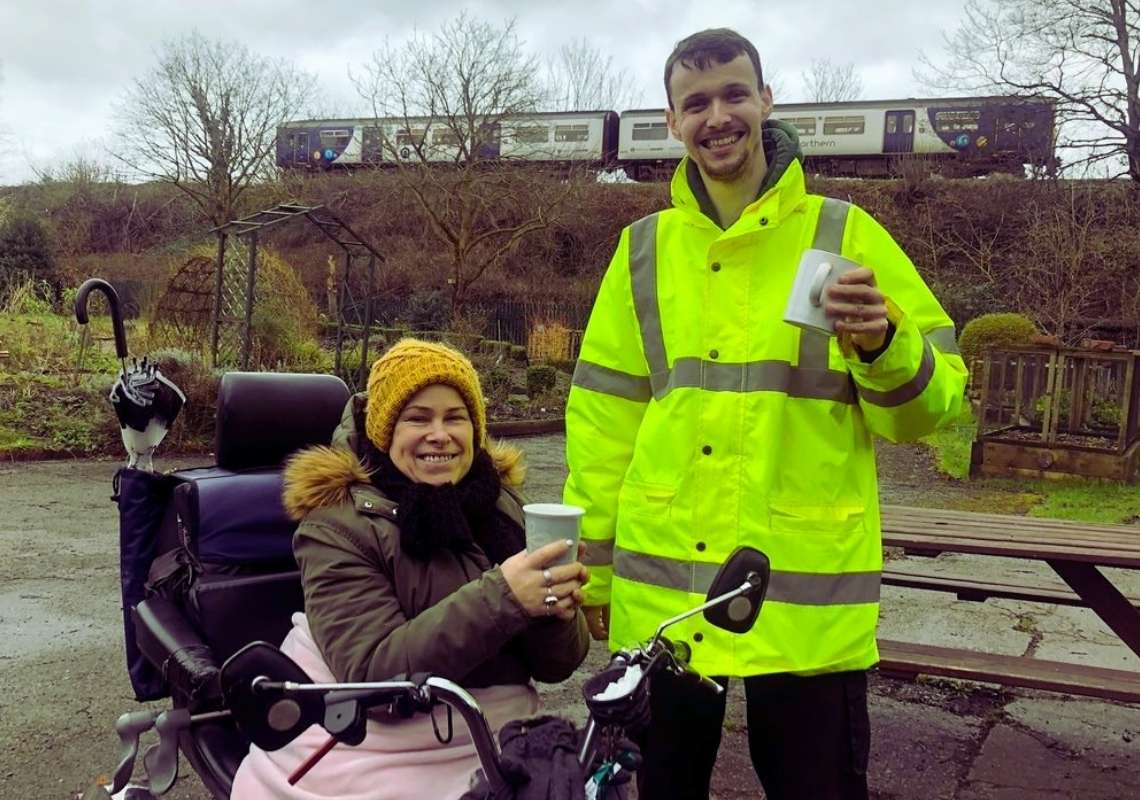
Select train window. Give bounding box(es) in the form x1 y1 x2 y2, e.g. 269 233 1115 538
512 126 550 144
396 128 426 147
782 117 816 137
934 110 980 132
554 124 590 142
632 122 669 141
432 129 461 146
886 116 897 134
822 115 865 135
319 129 351 147
903 115 914 134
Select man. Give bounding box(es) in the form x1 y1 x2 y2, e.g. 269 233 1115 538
564 28 968 800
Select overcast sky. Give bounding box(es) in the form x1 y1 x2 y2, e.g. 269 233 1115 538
0 0 969 184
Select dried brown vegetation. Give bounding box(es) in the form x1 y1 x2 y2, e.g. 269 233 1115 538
4 169 1139 346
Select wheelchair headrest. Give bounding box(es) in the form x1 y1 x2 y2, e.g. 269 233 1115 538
214 372 350 470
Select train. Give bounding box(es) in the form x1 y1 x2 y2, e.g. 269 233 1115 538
277 96 1056 180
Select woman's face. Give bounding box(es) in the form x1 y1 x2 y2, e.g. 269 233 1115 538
389 383 475 486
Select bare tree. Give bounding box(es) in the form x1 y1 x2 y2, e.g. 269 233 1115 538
801 59 864 103
356 13 582 314
544 38 642 110
918 0 1139 181
116 32 314 226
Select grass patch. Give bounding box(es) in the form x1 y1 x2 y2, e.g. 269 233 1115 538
0 311 129 374
920 402 976 480
967 477 1140 525
1021 480 1140 525
918 400 1140 525
0 373 120 455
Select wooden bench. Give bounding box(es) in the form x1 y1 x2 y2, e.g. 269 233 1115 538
877 505 1140 703
881 565 1140 609
877 638 1140 704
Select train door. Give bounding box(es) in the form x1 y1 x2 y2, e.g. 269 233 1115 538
883 110 915 153
288 132 310 165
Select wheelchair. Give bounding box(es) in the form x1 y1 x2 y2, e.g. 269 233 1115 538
114 371 350 798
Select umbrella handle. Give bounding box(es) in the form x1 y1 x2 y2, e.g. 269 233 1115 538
75 278 129 359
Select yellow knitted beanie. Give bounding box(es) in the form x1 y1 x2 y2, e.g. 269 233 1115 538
364 338 487 452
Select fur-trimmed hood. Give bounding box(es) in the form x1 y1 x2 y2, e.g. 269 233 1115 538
283 394 525 521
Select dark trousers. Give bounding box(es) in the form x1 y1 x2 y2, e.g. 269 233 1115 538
634 669 871 800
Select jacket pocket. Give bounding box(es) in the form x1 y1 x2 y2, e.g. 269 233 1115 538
618 479 677 519
767 503 866 533
765 504 869 572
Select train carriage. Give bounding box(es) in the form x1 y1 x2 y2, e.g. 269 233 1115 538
616 96 1056 179
277 110 618 170
278 96 1054 179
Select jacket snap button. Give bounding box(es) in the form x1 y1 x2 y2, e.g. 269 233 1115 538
711 262 721 272
702 445 712 455
696 541 706 552
759 217 769 226
709 349 718 360
363 500 374 509
693 632 704 643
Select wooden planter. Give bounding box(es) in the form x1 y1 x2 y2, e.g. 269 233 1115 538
969 346 1140 482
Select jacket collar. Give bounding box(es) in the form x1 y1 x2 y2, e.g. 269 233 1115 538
283 395 527 522
670 118 806 231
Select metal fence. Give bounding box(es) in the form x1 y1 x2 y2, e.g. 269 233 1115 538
466 300 592 346
348 295 593 351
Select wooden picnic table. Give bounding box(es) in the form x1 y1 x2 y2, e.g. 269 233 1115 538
876 504 1140 703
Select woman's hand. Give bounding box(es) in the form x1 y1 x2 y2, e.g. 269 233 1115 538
501 539 588 622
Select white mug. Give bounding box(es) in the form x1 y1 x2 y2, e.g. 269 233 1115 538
522 503 584 566
783 248 864 336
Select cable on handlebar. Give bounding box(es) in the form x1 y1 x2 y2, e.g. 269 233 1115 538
429 702 455 744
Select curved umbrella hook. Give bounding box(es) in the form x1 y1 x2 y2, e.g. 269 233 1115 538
75 278 129 367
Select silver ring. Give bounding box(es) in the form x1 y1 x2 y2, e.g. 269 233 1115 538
543 593 558 607
542 569 553 586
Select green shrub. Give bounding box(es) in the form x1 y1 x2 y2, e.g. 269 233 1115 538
400 290 450 331
527 365 557 396
510 345 528 364
288 340 335 374
958 312 1038 367
482 366 512 400
2 277 55 315
1090 397 1122 428
0 210 56 281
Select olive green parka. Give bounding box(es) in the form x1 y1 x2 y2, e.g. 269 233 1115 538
283 396 589 687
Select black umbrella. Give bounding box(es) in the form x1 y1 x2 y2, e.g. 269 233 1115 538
75 279 186 471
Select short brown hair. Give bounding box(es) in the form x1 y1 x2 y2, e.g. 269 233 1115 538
663 28 764 108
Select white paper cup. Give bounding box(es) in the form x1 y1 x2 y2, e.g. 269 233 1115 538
522 503 584 566
783 248 864 336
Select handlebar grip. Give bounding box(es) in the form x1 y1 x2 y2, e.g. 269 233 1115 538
695 673 725 695
668 640 724 695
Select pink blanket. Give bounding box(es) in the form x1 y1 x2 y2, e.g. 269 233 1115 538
230 613 539 800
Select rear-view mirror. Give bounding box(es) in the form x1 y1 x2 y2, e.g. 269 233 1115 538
703 546 770 634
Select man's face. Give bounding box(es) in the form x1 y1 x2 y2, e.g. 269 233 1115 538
666 53 772 183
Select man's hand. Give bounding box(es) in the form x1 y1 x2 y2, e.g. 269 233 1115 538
826 268 889 355
583 604 610 641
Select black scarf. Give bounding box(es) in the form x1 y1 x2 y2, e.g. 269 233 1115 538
365 446 525 565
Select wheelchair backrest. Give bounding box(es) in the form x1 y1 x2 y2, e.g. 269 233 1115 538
121 371 350 701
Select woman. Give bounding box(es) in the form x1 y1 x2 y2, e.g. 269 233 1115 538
232 338 590 799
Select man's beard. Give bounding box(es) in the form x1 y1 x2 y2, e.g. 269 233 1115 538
696 134 756 182
700 148 750 182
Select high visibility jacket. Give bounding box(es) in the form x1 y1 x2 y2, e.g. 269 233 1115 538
564 154 968 677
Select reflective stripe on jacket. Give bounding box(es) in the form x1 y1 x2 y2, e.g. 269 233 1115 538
564 155 968 677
